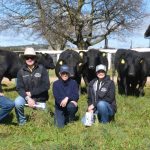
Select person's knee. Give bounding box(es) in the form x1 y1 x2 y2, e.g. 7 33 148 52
97 101 107 110
9 101 15 108
15 97 25 108
67 102 78 113
2 98 14 109
6 99 15 108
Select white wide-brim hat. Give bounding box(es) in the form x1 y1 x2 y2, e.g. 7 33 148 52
24 47 36 56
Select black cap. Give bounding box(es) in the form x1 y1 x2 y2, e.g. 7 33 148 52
59 65 70 74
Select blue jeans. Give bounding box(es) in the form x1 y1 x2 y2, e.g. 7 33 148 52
55 102 78 128
0 96 14 121
96 101 114 123
15 96 27 124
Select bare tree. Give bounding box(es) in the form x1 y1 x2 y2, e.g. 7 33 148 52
0 0 148 49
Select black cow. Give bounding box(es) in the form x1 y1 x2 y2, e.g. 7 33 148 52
55 49 83 85
140 52 150 76
0 49 55 92
115 49 147 96
79 49 108 86
36 53 55 69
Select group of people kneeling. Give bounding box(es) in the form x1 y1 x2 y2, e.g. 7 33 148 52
0 47 117 128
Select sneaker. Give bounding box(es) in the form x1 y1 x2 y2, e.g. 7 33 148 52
19 121 26 126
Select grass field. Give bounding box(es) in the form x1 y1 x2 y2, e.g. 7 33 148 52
1 75 150 150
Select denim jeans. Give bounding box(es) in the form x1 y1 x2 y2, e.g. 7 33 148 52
15 96 27 125
0 96 14 121
54 102 78 128
96 101 114 123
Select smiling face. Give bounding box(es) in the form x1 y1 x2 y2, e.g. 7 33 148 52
24 55 36 67
59 72 70 81
96 70 106 79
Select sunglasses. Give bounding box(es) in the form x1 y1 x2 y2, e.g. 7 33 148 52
61 72 69 75
24 56 36 60
96 70 105 74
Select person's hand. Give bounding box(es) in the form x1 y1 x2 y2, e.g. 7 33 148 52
0 93 4 96
88 104 94 112
60 97 69 107
27 98 35 108
71 101 78 107
26 91 31 97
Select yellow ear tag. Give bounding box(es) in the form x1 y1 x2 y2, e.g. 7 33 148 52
102 53 106 57
78 63 82 66
121 59 125 64
79 52 83 58
59 61 63 65
140 59 143 63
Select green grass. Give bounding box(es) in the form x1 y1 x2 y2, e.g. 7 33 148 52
1 81 150 150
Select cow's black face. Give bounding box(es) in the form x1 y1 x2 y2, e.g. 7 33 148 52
126 55 136 76
57 52 82 79
134 57 147 76
37 53 55 69
87 50 100 70
118 54 136 77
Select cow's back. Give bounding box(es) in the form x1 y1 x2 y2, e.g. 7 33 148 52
0 49 21 79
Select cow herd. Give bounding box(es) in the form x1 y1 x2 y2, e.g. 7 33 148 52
55 49 108 86
0 48 150 97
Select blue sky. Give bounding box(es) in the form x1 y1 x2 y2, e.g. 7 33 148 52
0 30 47 47
0 1 150 49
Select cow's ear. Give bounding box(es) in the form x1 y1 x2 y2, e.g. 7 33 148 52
78 62 83 67
102 52 107 57
44 53 49 58
79 51 84 59
59 60 63 65
19 54 23 58
121 59 125 64
36 53 41 58
140 59 144 64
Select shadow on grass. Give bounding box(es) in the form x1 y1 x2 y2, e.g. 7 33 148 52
81 87 87 94
75 115 80 121
0 113 17 126
1 83 8 87
3 86 16 92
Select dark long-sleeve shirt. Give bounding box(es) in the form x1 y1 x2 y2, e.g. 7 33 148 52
16 64 50 102
87 75 117 112
53 78 79 106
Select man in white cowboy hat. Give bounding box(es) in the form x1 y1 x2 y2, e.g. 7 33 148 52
53 65 79 128
14 47 50 125
87 64 117 124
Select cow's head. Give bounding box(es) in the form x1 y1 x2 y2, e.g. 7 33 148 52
37 53 55 69
118 51 144 77
56 50 83 79
133 54 147 77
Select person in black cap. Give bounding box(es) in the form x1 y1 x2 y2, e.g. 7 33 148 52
87 64 117 123
53 65 79 128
